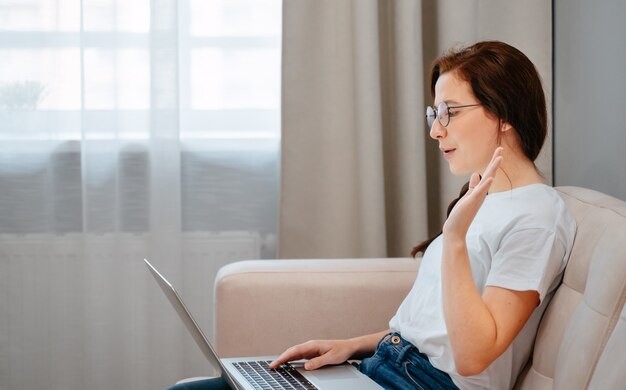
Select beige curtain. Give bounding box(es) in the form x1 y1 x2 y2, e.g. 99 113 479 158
279 0 552 259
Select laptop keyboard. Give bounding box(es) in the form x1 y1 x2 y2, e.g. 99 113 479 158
232 360 318 390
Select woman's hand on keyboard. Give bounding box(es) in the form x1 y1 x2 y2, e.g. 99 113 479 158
269 339 356 371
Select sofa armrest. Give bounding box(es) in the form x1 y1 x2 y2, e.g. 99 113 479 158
213 257 420 358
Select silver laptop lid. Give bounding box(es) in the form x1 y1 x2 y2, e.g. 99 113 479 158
143 258 243 390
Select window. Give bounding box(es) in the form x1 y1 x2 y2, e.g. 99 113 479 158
0 0 282 141
0 0 281 257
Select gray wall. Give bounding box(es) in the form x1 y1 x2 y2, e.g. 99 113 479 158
554 0 626 201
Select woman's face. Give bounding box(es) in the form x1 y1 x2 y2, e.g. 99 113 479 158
429 71 501 176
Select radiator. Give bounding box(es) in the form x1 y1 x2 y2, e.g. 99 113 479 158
182 230 262 263
0 231 261 263
0 231 262 390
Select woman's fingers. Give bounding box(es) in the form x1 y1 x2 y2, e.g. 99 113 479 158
468 172 481 191
269 343 313 369
471 148 503 194
269 340 352 371
304 354 331 370
269 341 330 369
481 147 503 182
443 147 503 236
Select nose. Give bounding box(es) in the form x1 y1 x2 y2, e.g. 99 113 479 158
429 119 446 140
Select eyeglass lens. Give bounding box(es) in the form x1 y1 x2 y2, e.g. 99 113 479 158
425 102 450 128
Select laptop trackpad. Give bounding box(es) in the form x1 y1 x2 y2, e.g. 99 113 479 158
308 366 360 380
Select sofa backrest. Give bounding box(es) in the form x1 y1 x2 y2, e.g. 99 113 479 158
514 186 626 389
587 301 626 389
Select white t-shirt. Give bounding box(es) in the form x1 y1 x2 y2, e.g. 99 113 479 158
389 184 576 390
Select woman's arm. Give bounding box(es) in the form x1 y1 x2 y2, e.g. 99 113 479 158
441 239 539 376
350 329 392 360
269 329 390 370
440 148 539 376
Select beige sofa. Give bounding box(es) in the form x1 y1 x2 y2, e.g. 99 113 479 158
208 186 626 389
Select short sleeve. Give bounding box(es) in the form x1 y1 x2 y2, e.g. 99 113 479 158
485 227 567 302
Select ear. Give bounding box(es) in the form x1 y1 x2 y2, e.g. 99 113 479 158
500 121 513 132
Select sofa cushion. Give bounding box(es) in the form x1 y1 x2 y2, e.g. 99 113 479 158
588 301 626 389
515 186 626 389
214 258 419 357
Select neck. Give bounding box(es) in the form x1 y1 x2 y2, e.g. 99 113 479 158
488 148 544 193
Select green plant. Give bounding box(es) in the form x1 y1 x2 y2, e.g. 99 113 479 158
0 80 47 110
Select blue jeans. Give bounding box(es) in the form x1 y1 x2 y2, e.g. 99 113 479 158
169 333 458 390
358 332 458 390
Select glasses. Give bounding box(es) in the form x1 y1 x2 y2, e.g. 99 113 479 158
425 102 481 128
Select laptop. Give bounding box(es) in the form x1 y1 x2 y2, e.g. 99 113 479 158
144 259 383 390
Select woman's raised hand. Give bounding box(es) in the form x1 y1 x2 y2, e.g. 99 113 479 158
443 147 503 240
269 339 356 371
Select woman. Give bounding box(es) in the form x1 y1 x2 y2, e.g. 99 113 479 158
171 41 576 390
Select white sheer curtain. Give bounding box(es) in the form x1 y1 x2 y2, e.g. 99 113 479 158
0 0 281 389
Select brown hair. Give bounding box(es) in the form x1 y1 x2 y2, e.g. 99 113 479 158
411 41 547 257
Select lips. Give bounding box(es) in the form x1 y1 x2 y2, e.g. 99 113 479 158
440 147 456 159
